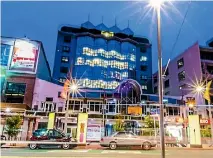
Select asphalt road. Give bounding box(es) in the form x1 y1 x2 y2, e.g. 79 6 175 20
1 148 213 158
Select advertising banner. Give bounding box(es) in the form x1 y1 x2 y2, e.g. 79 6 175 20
47 113 55 129
77 113 88 143
9 39 39 73
86 124 102 141
128 106 142 115
188 115 201 146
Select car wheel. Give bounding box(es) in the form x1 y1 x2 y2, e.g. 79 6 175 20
143 142 151 150
62 143 70 150
109 142 117 150
29 144 37 150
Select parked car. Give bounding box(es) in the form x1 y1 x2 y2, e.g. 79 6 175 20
1 135 6 147
29 129 77 150
100 131 157 150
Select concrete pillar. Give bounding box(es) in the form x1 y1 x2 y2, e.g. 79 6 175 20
21 118 29 141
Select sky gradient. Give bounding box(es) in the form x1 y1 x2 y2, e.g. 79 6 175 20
1 1 213 73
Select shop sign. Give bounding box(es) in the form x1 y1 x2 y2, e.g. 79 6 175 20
200 119 210 125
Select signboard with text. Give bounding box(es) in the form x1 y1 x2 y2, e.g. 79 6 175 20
9 39 39 74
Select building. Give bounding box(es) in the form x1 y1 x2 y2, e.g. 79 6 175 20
0 36 52 110
52 21 153 99
153 40 213 105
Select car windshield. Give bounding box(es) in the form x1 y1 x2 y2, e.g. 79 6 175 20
33 129 47 136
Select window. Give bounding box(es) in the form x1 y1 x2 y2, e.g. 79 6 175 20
154 86 158 94
165 68 169 76
115 132 126 137
140 75 148 81
140 46 147 53
142 85 147 90
177 58 184 69
178 71 186 81
140 56 147 61
179 84 188 90
5 82 26 103
59 78 66 83
58 92 61 98
60 66 68 74
46 97 53 102
140 65 147 71
164 79 170 88
61 56 69 63
64 36 71 43
154 76 157 83
62 46 70 52
165 91 170 95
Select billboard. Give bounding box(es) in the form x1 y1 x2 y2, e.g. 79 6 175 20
9 39 39 73
76 113 88 143
128 106 142 115
47 112 56 129
86 124 102 142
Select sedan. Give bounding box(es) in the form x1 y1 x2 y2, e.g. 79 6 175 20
100 131 157 150
29 129 77 150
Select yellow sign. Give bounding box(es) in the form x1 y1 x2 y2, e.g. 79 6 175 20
76 113 88 143
101 31 114 38
203 80 212 103
188 115 201 146
47 113 55 129
128 106 142 115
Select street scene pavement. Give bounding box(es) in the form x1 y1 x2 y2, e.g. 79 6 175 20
1 148 213 158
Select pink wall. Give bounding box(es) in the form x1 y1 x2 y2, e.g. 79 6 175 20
32 78 65 111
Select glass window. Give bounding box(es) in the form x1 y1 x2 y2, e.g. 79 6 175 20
178 71 186 81
59 78 66 83
141 65 147 71
1 44 12 66
140 47 147 53
154 86 158 94
61 56 69 63
154 76 157 83
60 67 68 74
142 85 147 90
5 82 26 95
165 91 170 95
165 68 169 76
164 79 170 88
115 132 126 137
64 36 71 43
140 56 147 61
177 58 184 69
63 46 70 52
140 75 148 80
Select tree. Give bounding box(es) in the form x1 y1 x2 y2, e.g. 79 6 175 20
113 116 124 132
5 115 22 140
144 116 159 128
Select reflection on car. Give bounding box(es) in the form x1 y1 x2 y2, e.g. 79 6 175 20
29 129 77 150
100 131 157 150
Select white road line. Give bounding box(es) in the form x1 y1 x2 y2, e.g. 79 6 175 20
48 149 90 153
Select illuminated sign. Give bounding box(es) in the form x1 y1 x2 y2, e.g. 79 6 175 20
9 39 39 73
200 119 210 125
101 31 114 38
128 106 142 115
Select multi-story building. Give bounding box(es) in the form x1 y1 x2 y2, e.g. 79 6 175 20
52 21 153 99
153 39 213 105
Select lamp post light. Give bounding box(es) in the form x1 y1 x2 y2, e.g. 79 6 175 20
64 82 78 134
149 0 165 157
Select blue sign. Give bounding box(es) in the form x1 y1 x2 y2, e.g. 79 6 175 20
150 108 160 115
0 44 12 66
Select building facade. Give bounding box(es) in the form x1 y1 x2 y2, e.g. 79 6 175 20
153 40 213 105
0 36 52 110
52 21 153 98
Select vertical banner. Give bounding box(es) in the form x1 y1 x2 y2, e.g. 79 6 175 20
188 115 201 146
77 113 88 143
47 112 56 129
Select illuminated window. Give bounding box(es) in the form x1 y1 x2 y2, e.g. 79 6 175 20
76 57 84 65
130 54 136 62
59 78 66 83
142 85 147 90
140 56 147 61
61 56 69 63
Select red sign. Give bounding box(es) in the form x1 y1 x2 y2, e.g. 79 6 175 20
200 119 210 125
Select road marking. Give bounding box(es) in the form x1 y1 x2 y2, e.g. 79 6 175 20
48 149 90 153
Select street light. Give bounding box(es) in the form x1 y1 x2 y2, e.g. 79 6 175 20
64 82 78 134
5 108 11 113
195 85 204 93
149 0 165 158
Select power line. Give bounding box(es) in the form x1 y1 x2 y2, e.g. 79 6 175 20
163 1 192 75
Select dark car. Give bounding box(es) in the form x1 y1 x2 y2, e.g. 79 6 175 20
1 135 6 147
29 129 77 150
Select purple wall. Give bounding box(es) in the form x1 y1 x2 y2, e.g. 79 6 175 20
154 42 202 96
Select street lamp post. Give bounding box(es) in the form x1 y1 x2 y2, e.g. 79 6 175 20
150 0 165 157
64 83 78 134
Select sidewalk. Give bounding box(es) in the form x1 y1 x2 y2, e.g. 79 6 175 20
2 143 213 150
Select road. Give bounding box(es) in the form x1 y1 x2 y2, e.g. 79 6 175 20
1 148 213 158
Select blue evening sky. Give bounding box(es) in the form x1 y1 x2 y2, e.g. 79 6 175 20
1 1 213 73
